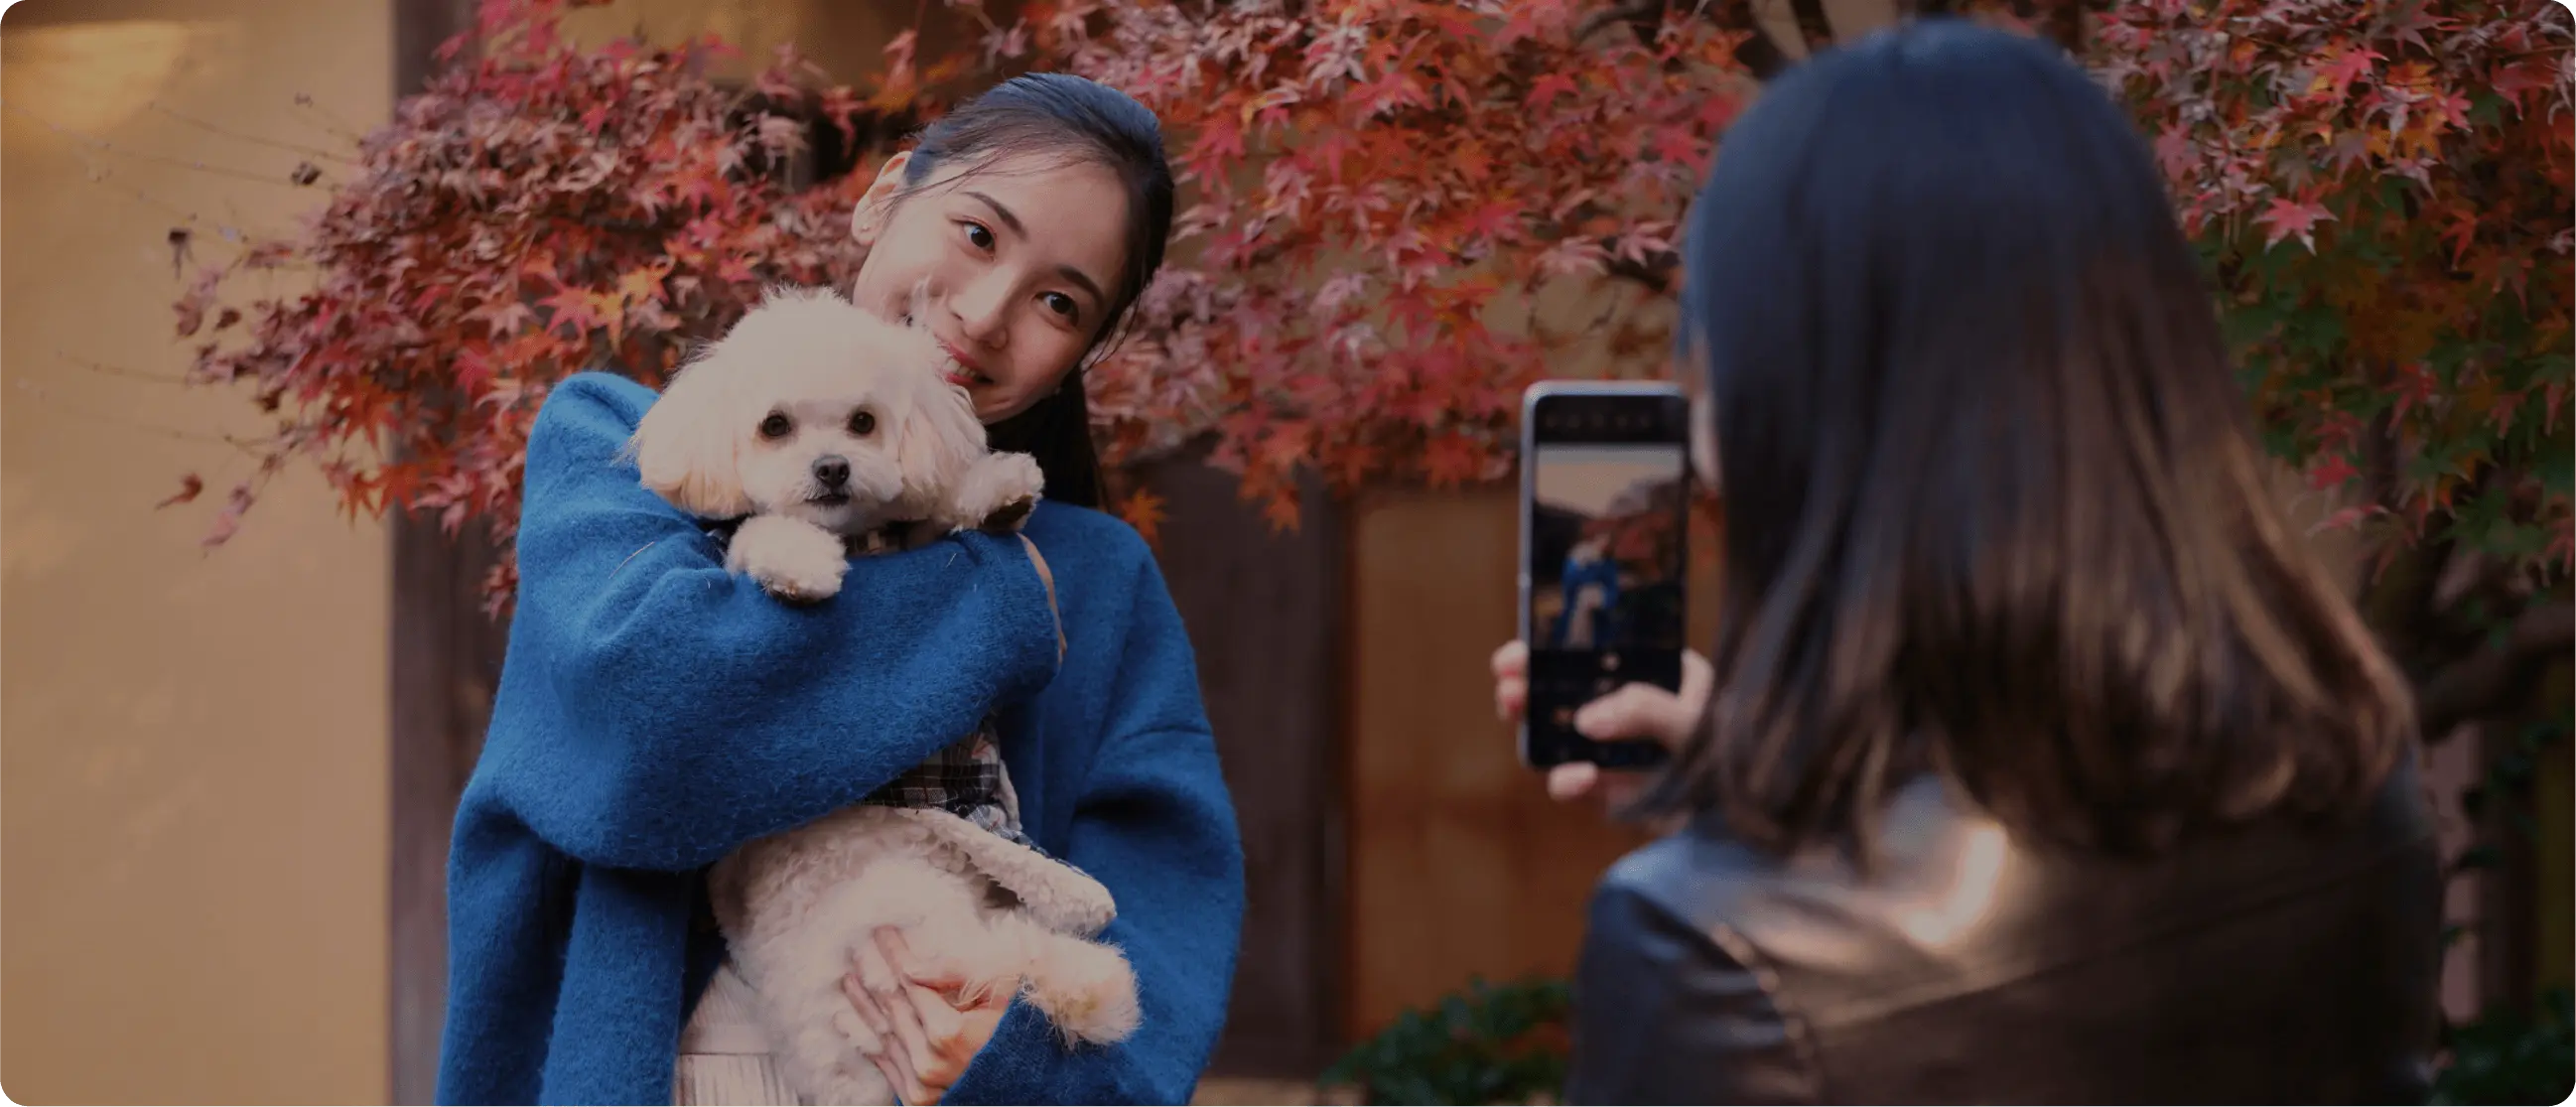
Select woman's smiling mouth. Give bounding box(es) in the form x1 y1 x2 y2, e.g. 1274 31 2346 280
939 343 994 388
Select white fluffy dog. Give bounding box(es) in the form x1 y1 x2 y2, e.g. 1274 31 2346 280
626 286 1143 1105
630 285 1045 601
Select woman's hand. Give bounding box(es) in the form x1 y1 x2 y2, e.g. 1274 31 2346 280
844 928 1011 1105
1018 533 1065 664
1491 640 1712 813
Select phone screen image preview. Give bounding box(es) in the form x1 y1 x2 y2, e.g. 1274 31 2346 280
1527 440 1689 758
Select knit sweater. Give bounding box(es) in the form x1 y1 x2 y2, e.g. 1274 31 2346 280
436 372 1246 1105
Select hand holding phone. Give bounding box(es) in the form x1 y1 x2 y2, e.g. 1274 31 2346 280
1494 640 1711 812
1517 381 1694 770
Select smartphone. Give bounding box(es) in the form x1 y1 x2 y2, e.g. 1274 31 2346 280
1517 380 1692 770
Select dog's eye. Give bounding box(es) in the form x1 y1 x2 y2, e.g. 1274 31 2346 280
759 412 792 439
849 410 877 436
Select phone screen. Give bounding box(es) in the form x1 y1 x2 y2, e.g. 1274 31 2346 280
1522 390 1690 768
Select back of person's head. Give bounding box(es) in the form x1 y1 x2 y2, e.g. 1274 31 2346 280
1646 19 2415 857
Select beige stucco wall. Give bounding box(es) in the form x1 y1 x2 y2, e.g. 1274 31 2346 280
1 0 393 1102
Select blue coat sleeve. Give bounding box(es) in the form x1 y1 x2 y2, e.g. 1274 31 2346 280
482 372 1062 872
941 555 1247 1106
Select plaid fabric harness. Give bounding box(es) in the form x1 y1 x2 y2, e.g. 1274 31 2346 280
858 719 1045 852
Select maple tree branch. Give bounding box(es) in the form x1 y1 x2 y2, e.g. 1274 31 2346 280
2362 376 2403 513
2417 602 2576 744
147 101 357 165
1574 0 1666 46
2372 463 2533 670
10 377 274 453
57 351 192 386
289 93 370 144
1603 250 1677 294
3 103 336 190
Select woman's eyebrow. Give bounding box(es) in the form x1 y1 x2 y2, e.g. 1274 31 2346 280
962 191 1025 235
964 190 1107 305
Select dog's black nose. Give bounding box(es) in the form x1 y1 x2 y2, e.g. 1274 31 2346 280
812 456 850 488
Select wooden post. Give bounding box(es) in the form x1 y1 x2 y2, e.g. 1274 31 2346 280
387 4 498 1104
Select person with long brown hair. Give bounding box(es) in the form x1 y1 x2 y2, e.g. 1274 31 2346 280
1494 20 2441 1103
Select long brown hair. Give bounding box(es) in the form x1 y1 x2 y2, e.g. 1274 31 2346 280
1640 21 2416 858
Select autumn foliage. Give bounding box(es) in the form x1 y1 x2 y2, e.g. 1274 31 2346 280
2088 0 2572 738
1003 0 1756 530
169 0 2571 708
169 2 946 604
2105 0 2572 559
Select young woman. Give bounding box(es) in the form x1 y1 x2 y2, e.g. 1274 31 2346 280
1494 21 2440 1104
437 73 1245 1106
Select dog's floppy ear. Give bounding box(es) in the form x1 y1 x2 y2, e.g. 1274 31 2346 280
904 278 935 332
895 374 988 507
628 354 753 518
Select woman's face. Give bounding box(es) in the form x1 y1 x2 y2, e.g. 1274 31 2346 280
848 149 1133 423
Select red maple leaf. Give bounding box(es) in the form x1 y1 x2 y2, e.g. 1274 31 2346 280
538 286 610 340
1648 126 1706 173
1421 432 1484 487
1117 487 1167 547
475 298 537 337
1262 493 1303 534
1305 129 1365 184
2153 121 2198 179
2316 45 2382 103
1461 201 1522 246
157 473 204 509
1186 114 1246 175
2256 196 2335 251
2307 453 2361 491
1525 71 1579 110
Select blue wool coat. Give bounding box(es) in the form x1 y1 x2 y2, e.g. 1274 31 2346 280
436 372 1246 1105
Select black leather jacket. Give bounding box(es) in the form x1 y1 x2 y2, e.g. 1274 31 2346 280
1565 761 2442 1104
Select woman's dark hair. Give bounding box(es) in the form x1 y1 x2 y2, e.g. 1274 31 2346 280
892 71 1173 509
1640 20 2415 858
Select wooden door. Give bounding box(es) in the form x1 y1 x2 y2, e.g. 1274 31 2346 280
1129 458 1346 1076
1340 485 1720 1038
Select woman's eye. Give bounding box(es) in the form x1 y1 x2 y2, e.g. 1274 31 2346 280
1041 292 1080 322
849 410 877 436
961 220 995 251
758 412 792 439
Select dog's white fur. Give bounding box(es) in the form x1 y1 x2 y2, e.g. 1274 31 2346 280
629 285 1046 602
705 805 1140 1105
627 287 1140 1105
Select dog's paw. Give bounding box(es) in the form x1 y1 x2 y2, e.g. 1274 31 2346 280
952 453 1045 533
883 920 1020 1010
727 514 849 603
1022 938 1142 1046
829 1003 880 1053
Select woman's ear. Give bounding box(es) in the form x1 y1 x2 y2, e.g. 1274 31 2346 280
850 151 912 246
628 355 753 519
